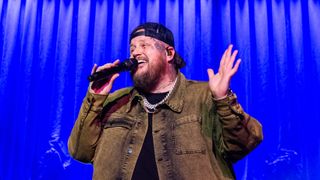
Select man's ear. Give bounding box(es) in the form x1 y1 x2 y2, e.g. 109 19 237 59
166 49 172 56
166 47 175 61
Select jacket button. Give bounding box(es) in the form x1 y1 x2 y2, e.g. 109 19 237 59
154 130 159 133
128 147 133 154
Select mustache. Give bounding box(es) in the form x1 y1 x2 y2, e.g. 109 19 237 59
135 55 149 62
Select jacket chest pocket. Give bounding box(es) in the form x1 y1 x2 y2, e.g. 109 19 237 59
173 115 206 155
104 117 135 130
100 113 136 147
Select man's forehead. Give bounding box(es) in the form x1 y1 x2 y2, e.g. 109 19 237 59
130 35 160 45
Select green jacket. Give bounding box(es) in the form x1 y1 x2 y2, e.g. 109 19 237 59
68 73 263 180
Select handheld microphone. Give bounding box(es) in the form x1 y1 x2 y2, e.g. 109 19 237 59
88 58 138 82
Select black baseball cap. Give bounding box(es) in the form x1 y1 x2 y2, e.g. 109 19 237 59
130 22 186 69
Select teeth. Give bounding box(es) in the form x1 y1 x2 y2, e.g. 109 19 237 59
138 60 146 64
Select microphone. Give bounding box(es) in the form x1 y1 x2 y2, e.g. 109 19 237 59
88 58 138 82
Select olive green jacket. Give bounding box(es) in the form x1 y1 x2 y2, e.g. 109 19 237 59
68 73 263 180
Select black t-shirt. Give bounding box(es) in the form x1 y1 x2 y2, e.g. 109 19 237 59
131 92 168 180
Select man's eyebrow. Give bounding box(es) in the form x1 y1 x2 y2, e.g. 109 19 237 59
130 38 156 48
130 39 144 46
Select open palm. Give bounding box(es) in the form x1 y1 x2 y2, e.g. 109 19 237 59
207 45 241 99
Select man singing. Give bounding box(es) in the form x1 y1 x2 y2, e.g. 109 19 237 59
68 22 263 180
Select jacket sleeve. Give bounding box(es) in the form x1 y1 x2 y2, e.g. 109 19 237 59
213 91 263 163
68 91 107 163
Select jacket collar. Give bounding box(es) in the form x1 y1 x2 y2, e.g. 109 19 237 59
126 72 186 113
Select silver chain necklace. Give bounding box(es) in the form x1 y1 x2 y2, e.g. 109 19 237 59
142 77 178 111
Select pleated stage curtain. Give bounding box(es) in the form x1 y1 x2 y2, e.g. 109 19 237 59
0 0 319 179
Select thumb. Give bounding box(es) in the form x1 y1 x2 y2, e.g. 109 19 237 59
207 68 215 80
109 73 120 85
91 64 98 75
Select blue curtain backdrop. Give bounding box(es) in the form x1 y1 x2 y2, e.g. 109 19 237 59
1 0 319 179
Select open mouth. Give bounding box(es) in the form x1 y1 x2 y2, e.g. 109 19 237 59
137 59 148 67
138 60 147 64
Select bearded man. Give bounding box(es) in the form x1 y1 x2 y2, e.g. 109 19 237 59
68 22 263 180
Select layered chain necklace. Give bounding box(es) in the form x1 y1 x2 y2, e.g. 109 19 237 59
142 76 178 112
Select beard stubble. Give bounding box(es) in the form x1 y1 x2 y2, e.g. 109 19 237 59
131 58 166 92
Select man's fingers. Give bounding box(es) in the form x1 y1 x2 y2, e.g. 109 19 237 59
219 44 234 72
112 59 120 66
219 50 227 73
231 50 238 61
227 49 238 69
109 73 120 84
96 59 120 72
220 48 228 68
96 64 110 72
226 44 233 59
230 59 241 75
91 64 98 75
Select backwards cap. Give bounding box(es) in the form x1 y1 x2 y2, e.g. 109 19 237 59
130 22 175 47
